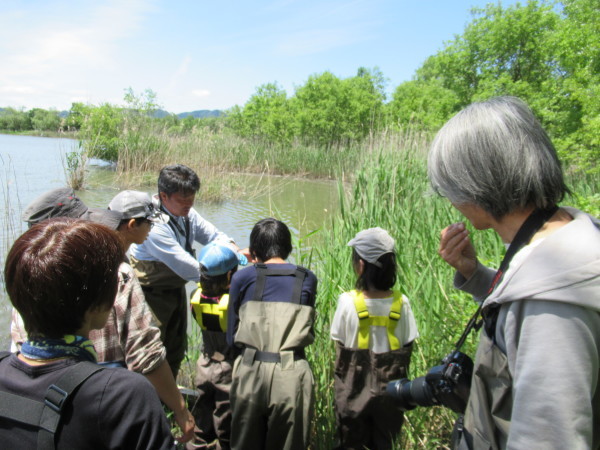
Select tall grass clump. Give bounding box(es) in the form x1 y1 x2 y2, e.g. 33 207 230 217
109 124 432 182
62 147 87 190
307 144 506 449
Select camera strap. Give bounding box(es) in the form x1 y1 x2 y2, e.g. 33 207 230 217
453 205 558 350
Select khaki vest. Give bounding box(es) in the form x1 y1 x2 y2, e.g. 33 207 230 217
455 329 512 450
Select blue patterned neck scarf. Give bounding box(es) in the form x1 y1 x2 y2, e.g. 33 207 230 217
21 335 98 363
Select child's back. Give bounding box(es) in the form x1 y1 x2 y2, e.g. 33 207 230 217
189 241 247 450
330 228 419 450
228 218 318 450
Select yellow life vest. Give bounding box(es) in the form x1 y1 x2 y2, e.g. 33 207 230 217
350 289 403 350
190 286 229 332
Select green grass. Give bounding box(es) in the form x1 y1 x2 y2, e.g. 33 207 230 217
304 148 491 449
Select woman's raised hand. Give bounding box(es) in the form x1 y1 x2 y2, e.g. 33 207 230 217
439 222 478 280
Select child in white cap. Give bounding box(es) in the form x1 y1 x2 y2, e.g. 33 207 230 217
330 227 419 450
189 241 247 449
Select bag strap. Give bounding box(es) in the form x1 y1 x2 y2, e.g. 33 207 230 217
0 359 103 450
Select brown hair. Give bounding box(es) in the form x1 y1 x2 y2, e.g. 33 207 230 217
4 218 122 338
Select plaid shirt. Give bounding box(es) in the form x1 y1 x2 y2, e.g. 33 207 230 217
10 262 166 374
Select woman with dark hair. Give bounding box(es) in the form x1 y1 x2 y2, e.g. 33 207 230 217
0 218 175 449
428 96 600 449
330 228 419 449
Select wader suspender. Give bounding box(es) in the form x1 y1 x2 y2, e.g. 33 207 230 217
191 289 229 332
160 205 195 257
0 352 104 450
351 290 403 350
252 264 307 306
454 206 559 351
243 264 308 363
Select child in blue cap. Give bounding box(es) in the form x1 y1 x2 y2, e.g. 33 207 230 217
189 242 247 449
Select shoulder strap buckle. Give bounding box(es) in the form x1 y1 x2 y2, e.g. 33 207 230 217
44 385 68 413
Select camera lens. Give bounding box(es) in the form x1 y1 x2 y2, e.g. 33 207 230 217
386 376 437 410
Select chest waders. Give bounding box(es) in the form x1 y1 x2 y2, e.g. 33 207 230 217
230 264 315 450
333 291 413 450
190 289 235 449
130 211 195 378
0 352 103 450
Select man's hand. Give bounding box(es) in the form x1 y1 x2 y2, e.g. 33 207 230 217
439 222 478 280
173 407 195 443
239 247 254 263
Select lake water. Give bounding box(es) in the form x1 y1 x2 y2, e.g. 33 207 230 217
0 134 338 351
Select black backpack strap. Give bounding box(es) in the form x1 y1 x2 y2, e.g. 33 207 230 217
0 351 10 362
0 360 103 450
252 264 308 305
252 264 269 301
290 267 308 305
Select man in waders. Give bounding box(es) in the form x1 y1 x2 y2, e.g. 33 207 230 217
226 218 318 450
129 164 242 378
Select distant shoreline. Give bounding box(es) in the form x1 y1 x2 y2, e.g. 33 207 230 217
0 130 78 139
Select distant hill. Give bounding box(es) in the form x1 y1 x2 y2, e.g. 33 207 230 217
1 107 223 120
176 110 223 119
151 109 223 119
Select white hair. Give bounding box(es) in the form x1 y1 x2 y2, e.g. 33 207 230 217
428 96 568 218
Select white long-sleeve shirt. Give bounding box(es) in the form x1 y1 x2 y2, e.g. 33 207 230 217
130 200 232 282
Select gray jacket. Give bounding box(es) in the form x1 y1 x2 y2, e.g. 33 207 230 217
455 207 600 449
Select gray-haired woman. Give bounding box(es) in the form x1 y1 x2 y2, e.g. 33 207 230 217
428 96 600 449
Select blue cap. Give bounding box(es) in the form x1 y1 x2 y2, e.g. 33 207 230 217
198 242 248 276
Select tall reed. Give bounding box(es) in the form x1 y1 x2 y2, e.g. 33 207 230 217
109 123 432 182
306 146 505 449
304 135 599 448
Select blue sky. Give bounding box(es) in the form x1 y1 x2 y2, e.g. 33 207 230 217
0 0 516 114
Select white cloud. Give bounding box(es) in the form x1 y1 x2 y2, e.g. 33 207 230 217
0 0 158 108
192 89 211 98
166 55 193 92
0 86 35 95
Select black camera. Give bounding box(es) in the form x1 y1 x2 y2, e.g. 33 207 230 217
386 350 473 414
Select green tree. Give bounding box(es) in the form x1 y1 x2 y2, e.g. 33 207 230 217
416 1 558 106
387 79 460 130
228 82 295 143
549 0 600 171
65 102 92 131
0 107 32 131
123 87 160 116
29 108 61 132
293 68 386 145
343 67 387 136
80 103 124 161
393 0 598 172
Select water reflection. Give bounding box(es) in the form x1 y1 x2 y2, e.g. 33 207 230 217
0 134 338 350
